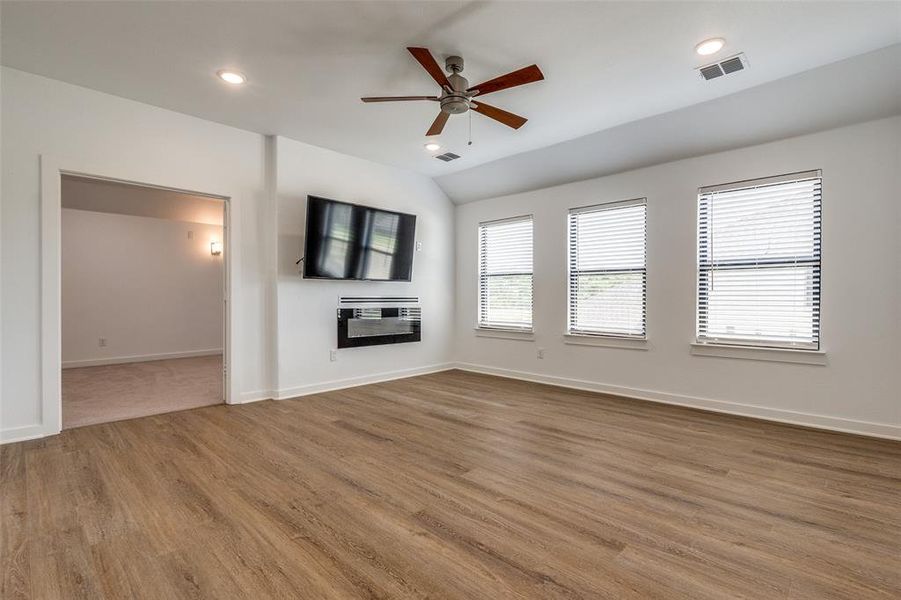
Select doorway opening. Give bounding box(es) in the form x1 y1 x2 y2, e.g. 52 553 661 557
60 175 227 429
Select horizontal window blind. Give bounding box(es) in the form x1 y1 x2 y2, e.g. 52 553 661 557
568 200 646 337
697 171 822 349
478 216 533 330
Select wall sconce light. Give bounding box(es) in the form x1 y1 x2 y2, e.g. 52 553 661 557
210 241 223 256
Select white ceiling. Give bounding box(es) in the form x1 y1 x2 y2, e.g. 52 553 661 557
2 1 899 179
62 176 225 226
437 44 901 203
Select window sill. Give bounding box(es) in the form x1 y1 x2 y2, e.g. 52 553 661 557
690 343 827 365
474 327 535 341
564 334 649 351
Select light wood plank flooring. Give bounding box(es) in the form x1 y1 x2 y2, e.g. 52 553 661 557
2 369 899 599
62 355 223 429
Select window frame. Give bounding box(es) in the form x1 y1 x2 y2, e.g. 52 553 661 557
566 197 648 340
477 214 534 332
695 170 822 351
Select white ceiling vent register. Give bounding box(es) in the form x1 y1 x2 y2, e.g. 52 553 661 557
698 53 749 81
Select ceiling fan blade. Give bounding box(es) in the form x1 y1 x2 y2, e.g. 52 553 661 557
407 47 451 88
467 64 544 96
426 111 450 136
361 96 438 103
471 101 528 129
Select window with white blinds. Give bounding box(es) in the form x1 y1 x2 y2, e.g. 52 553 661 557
697 171 822 350
567 199 647 337
478 216 533 330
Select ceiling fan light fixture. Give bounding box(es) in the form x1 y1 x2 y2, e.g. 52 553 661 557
216 70 246 85
424 142 442 152
695 38 725 56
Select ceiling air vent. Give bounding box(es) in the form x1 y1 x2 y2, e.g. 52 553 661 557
698 53 748 81
435 152 461 162
699 64 724 80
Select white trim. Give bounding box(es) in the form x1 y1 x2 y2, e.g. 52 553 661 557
62 349 223 369
236 390 273 404
474 327 535 341
690 343 827 365
263 135 280 402
0 424 51 445
563 334 649 350
452 362 900 440
276 363 454 399
40 156 63 438
36 154 242 441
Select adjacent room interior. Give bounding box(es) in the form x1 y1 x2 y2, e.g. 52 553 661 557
60 175 226 428
1 2 899 599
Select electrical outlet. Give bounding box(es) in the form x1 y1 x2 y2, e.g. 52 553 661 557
98 337 107 347
329 349 337 362
415 241 423 252
537 348 545 359
187 230 194 239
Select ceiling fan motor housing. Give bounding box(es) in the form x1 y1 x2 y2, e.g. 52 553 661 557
440 59 471 114
440 95 470 115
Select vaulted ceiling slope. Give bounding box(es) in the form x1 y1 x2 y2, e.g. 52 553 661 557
437 44 901 203
1 1 899 180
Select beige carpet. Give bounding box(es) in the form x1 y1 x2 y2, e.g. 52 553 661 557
62 354 223 429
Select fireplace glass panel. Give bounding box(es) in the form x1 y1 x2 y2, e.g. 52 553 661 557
337 304 421 348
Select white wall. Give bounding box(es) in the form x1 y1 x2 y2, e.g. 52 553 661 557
2 64 896 442
1 67 271 439
0 67 456 442
275 137 455 396
62 209 223 367
455 117 901 438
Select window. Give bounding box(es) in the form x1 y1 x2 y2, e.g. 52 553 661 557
697 171 822 350
478 216 533 330
567 199 647 338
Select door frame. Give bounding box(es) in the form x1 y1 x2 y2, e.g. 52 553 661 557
40 155 240 436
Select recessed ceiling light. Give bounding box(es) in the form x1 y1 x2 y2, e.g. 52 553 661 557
424 142 441 152
695 38 725 56
217 70 246 85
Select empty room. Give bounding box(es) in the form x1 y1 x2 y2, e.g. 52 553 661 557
0 1 899 599
60 175 226 428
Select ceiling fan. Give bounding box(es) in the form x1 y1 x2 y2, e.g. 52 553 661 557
362 47 544 136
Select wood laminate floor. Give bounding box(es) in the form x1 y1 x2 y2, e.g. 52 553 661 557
62 355 223 429
2 369 899 599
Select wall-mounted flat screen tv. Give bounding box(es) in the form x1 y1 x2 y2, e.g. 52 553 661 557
303 196 416 281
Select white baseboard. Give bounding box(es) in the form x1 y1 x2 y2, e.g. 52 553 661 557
276 363 455 400
453 362 901 441
1 386 266 444
0 423 58 445
9 361 893 443
234 390 273 404
0 365 452 444
62 348 223 369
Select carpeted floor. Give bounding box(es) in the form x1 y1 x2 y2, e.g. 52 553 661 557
62 354 223 429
